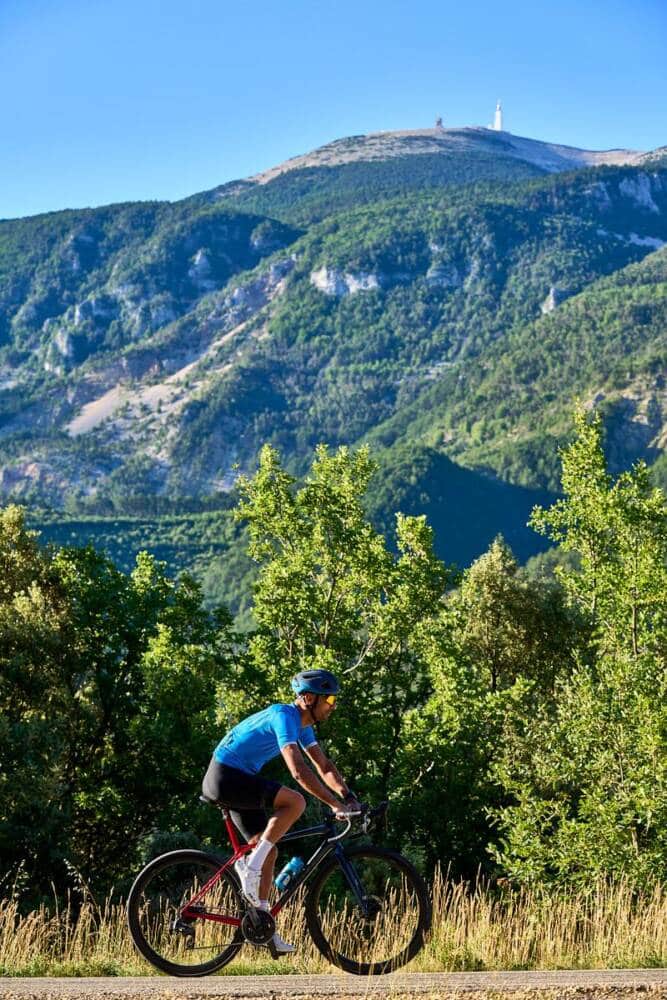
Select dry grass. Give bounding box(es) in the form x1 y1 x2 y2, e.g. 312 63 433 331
422 876 667 972
1 869 666 977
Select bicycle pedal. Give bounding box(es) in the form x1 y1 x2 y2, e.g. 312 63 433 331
267 939 280 960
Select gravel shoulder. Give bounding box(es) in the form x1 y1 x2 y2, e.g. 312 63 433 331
0 970 665 1000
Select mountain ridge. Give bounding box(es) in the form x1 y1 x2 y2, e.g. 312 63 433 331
241 127 647 187
0 128 665 608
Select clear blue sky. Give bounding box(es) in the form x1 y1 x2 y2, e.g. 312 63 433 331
1 0 666 219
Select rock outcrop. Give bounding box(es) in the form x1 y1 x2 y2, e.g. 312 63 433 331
541 287 570 314
426 261 462 288
310 267 381 297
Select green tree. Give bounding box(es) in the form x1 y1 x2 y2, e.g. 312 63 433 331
0 506 68 888
393 536 578 873
0 507 236 895
492 408 667 887
453 536 579 694
531 406 666 661
229 444 448 803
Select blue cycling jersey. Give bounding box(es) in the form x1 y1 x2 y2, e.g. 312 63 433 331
214 703 317 775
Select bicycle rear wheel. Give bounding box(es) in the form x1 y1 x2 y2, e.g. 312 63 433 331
305 844 431 975
127 849 244 976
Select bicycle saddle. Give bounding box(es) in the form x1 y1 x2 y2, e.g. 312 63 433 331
199 793 219 806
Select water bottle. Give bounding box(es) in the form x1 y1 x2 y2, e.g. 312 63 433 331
274 856 305 892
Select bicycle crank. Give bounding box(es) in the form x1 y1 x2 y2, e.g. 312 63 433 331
241 908 275 945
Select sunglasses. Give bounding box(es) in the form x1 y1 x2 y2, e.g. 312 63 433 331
323 694 337 705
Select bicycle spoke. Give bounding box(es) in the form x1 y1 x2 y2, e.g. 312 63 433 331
306 846 429 974
128 852 244 975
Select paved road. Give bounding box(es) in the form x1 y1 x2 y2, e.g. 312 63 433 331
1 971 665 999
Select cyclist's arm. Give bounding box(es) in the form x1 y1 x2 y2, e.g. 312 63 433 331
304 743 353 802
280 743 340 809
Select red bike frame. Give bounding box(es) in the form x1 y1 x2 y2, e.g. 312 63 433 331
180 806 357 926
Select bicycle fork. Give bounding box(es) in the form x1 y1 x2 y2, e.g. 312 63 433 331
333 846 377 919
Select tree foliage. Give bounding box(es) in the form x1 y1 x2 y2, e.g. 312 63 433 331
392 536 580 873
2 408 666 897
228 444 449 803
493 409 667 887
0 506 235 896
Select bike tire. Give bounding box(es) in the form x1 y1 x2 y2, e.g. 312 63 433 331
126 848 245 977
305 844 431 975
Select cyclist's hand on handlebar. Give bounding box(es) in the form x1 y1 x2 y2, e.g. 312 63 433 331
331 798 364 820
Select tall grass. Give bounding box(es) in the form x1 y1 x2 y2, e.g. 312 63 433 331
423 876 667 972
1 870 666 977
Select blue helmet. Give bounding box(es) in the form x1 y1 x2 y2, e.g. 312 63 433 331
291 669 340 697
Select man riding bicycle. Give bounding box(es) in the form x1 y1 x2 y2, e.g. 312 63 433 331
202 668 362 954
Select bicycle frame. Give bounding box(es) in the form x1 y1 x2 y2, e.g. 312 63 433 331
181 809 368 927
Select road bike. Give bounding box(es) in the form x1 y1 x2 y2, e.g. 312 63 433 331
126 799 431 977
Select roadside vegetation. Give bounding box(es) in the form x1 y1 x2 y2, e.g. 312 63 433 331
1 408 665 971
1 871 665 976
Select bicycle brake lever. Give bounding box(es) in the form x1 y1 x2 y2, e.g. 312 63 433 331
361 802 387 835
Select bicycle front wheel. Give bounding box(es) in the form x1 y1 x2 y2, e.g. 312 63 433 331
127 849 244 976
305 844 431 975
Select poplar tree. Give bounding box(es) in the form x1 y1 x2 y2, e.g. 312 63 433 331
394 536 578 873
228 444 448 801
492 408 667 887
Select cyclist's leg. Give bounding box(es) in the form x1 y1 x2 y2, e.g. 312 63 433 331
203 760 303 899
229 808 278 901
264 786 306 843
256 786 305 898
202 760 305 907
231 799 300 953
242 786 305 893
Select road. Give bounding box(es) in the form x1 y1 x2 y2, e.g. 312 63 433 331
0 970 665 999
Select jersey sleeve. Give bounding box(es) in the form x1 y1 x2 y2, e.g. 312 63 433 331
299 725 317 750
273 705 301 749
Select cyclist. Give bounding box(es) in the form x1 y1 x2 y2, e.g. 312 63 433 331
202 668 362 954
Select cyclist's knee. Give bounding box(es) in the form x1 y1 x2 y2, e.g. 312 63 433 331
276 786 306 816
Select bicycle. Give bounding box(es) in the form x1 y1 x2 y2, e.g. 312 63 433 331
127 798 431 977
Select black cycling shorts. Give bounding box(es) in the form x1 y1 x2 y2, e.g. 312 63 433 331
202 756 282 842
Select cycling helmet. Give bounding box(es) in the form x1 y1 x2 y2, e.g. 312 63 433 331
291 669 340 696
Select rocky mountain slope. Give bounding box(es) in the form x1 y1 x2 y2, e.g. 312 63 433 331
2 127 666 587
245 127 645 182
200 127 649 226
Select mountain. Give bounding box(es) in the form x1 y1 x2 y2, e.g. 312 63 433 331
365 241 667 488
199 127 646 225
1 127 666 602
239 128 646 183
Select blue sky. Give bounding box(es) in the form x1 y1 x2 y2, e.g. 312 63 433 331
1 0 666 219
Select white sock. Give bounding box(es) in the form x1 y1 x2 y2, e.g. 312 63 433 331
247 837 273 872
259 899 269 911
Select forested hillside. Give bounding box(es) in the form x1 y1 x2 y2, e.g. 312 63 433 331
0 128 665 609
366 243 667 489
31 451 553 618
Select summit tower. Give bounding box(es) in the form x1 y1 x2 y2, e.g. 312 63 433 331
493 100 503 131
